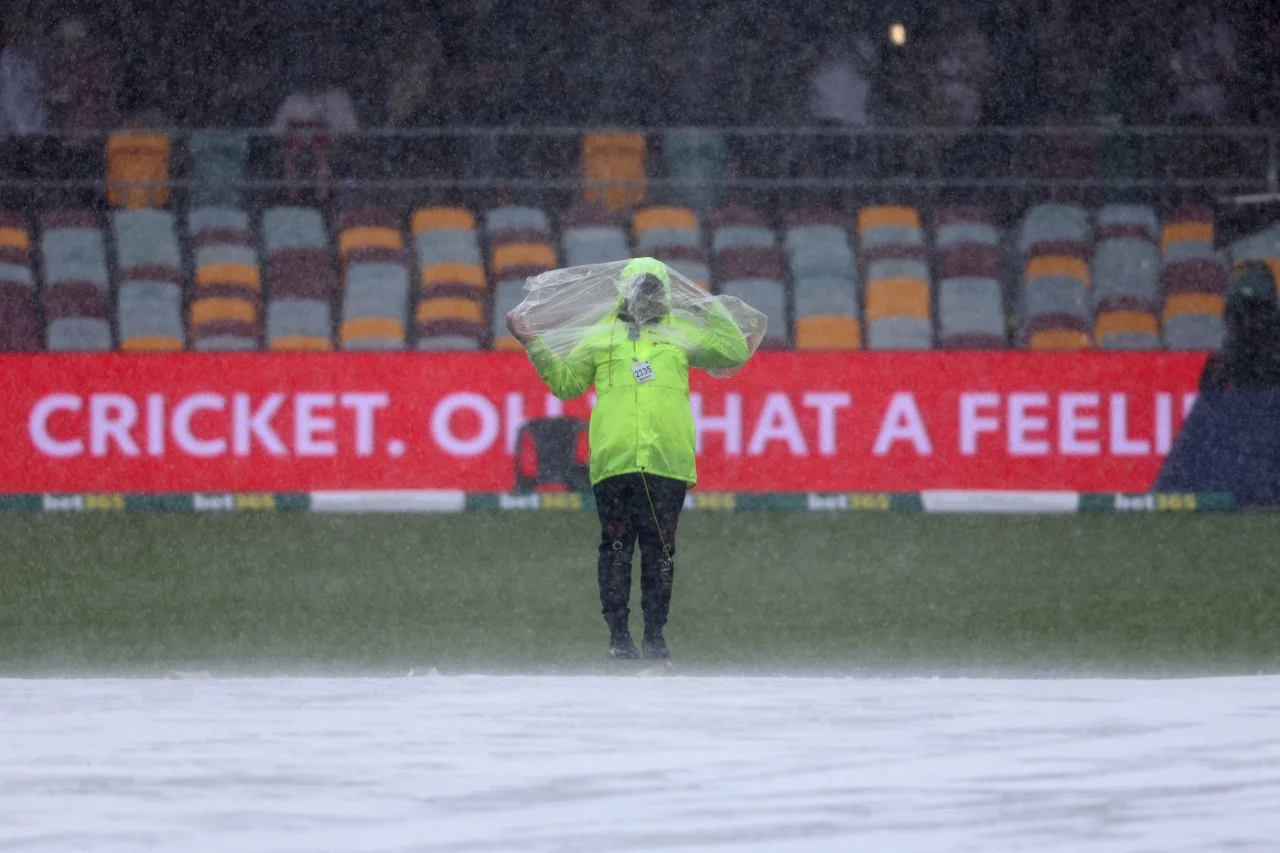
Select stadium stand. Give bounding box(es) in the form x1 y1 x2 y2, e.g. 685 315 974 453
189 206 260 350
934 207 1006 348
40 210 112 351
1018 203 1092 350
785 208 860 350
859 205 932 350
1092 204 1161 349
1161 203 1226 350
583 132 647 213
489 206 558 350
106 131 170 209
261 206 336 351
412 206 487 350
115 209 184 351
187 131 250 208
560 206 631 267
337 209 411 350
0 212 39 351
710 206 789 347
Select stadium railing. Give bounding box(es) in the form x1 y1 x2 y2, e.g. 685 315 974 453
2 125 1277 220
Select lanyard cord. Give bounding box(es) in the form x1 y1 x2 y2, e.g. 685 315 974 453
640 470 673 565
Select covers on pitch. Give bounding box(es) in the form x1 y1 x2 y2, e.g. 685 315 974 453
507 259 767 378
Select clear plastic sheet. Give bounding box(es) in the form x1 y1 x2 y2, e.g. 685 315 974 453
506 258 767 378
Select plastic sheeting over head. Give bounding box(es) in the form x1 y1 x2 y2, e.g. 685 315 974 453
508 258 768 378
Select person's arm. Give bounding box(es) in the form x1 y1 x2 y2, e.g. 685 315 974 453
526 336 596 400
687 300 750 371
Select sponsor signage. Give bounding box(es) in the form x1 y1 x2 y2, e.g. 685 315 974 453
0 352 1205 492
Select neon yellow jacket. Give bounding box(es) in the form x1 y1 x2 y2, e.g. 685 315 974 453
527 304 748 486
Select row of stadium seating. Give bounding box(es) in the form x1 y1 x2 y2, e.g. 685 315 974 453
0 201 1269 353
71 130 715 213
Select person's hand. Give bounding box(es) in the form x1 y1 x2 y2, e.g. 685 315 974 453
506 311 534 345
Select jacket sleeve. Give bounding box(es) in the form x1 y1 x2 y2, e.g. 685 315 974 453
687 302 751 371
527 336 597 400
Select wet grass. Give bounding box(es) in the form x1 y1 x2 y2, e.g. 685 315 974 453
2 513 1277 676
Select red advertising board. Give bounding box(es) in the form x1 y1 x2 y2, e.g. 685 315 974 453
0 352 1205 493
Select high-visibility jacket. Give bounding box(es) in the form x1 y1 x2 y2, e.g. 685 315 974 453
527 305 748 485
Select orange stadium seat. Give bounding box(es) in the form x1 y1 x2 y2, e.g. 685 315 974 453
865 278 930 323
583 132 647 212
106 132 170 209
1028 328 1091 350
795 315 862 350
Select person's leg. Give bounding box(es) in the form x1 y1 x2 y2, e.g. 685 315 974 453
635 473 687 658
593 474 640 657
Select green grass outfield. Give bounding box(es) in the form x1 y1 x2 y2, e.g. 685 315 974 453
2 513 1277 677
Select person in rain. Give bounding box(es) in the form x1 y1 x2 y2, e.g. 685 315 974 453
507 258 753 659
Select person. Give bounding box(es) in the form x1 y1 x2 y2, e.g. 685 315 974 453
507 258 752 660
0 12 48 209
272 52 359 203
1169 2 1238 123
1199 261 1280 391
805 30 878 200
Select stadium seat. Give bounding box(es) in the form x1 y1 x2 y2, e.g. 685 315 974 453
582 132 647 212
865 278 931 350
633 206 701 256
488 227 558 350
416 260 487 350
938 277 1005 348
1092 236 1160 315
1018 203 1091 260
187 130 249 208
1027 327 1092 350
561 206 630 267
188 206 261 351
106 132 170 209
115 210 184 351
1160 205 1226 350
338 209 410 350
651 244 710 289
662 129 725 214
787 207 860 350
40 211 111 351
1163 293 1225 350
485 206 551 248
1095 204 1160 243
0 212 39 351
262 207 328 254
266 250 336 350
795 314 860 350
1021 255 1091 349
935 208 1005 348
411 206 487 350
858 206 931 350
492 243 557 282
1228 225 1280 278
1095 309 1160 350
717 246 788 347
191 262 260 351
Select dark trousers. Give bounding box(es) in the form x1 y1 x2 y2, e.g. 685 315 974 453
593 472 687 637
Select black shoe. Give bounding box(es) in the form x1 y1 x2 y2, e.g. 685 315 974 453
609 633 640 659
642 632 669 659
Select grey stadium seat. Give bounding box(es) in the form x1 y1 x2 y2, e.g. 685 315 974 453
1164 313 1225 350
868 316 932 350
262 207 327 254
47 317 111 351
721 278 787 345
939 276 1004 341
